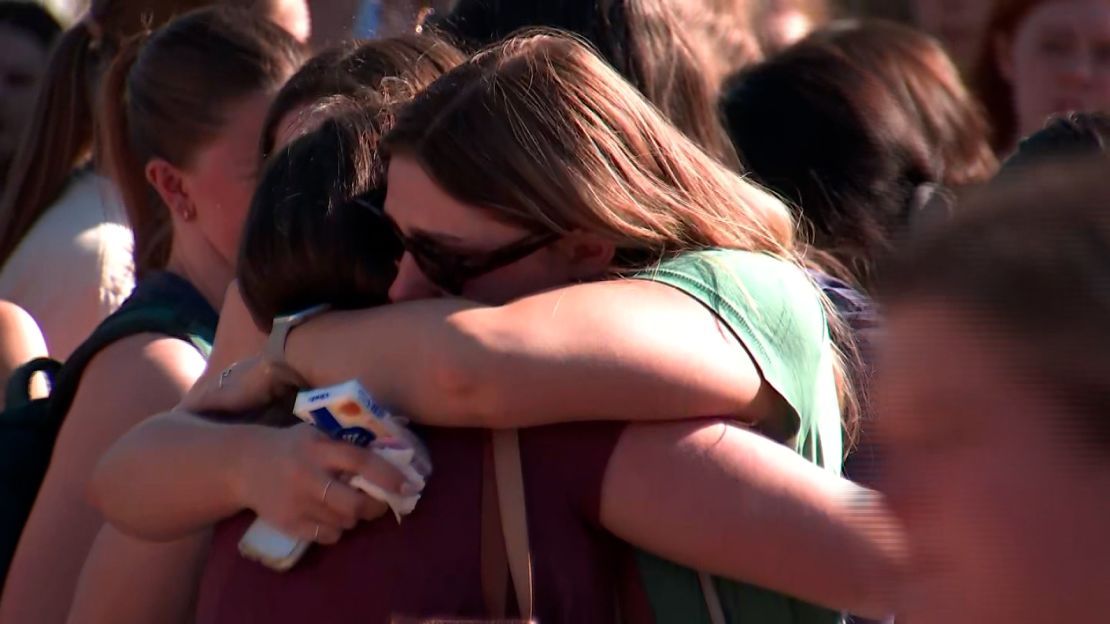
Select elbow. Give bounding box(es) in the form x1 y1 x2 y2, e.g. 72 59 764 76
85 454 165 542
424 314 503 428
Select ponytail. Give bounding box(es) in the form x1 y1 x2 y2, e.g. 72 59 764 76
96 34 171 278
0 22 95 270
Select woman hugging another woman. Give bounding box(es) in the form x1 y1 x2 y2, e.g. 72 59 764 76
94 32 904 624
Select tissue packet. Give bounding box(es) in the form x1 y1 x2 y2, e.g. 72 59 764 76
292 379 432 477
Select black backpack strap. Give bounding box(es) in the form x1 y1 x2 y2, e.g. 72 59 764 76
43 306 205 432
4 358 62 410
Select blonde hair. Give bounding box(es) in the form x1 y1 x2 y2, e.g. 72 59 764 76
385 32 859 439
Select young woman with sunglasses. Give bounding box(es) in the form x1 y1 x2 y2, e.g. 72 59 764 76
92 34 902 622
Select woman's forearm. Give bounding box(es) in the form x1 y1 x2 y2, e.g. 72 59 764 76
90 412 256 541
284 281 765 428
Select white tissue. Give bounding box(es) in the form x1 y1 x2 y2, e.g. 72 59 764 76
349 446 425 522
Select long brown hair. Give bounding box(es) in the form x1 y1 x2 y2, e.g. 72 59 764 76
259 34 465 159
972 0 1052 152
438 0 742 167
240 103 403 329
98 6 305 277
385 33 858 434
723 34 939 291
0 0 289 271
816 19 998 187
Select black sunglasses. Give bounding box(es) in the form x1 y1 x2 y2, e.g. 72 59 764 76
400 228 559 295
354 196 558 295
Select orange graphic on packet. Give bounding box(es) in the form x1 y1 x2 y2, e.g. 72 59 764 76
337 401 362 417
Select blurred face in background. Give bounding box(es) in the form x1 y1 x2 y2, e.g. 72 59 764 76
877 302 1110 624
0 23 50 182
998 0 1110 139
912 0 992 70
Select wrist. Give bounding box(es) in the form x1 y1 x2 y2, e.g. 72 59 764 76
227 424 268 511
283 316 316 386
266 304 329 383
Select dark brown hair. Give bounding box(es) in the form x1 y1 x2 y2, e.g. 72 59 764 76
1001 111 1110 175
0 2 62 49
98 5 305 277
881 160 1110 450
0 0 274 270
239 103 402 329
240 35 465 327
972 0 1051 152
722 30 946 290
438 0 741 167
259 34 465 159
814 19 998 187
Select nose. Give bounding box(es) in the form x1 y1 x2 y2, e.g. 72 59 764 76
389 252 444 302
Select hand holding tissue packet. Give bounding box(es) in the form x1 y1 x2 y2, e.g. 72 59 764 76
238 380 432 571
294 379 432 519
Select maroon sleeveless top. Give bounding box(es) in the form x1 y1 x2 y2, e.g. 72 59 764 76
195 422 649 623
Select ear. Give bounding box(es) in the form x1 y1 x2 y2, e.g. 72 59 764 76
145 158 192 220
994 33 1016 83
550 231 616 281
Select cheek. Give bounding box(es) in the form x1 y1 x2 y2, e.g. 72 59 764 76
193 171 256 255
389 253 442 303
461 252 570 304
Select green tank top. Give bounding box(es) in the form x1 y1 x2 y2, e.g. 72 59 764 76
629 249 844 624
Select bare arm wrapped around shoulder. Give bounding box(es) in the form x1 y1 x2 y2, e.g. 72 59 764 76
601 420 905 619
190 279 779 428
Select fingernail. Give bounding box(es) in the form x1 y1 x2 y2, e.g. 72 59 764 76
372 438 411 451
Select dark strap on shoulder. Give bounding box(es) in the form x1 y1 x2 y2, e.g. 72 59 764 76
43 306 203 432
4 358 61 410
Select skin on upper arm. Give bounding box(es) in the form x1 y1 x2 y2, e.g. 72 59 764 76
598 421 903 619
0 335 206 624
0 300 48 404
67 525 209 624
430 278 783 427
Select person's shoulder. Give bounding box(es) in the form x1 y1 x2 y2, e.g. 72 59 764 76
80 333 207 397
637 250 826 331
639 249 811 290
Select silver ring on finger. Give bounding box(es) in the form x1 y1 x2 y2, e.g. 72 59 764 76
322 478 334 503
218 363 237 389
313 524 320 542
